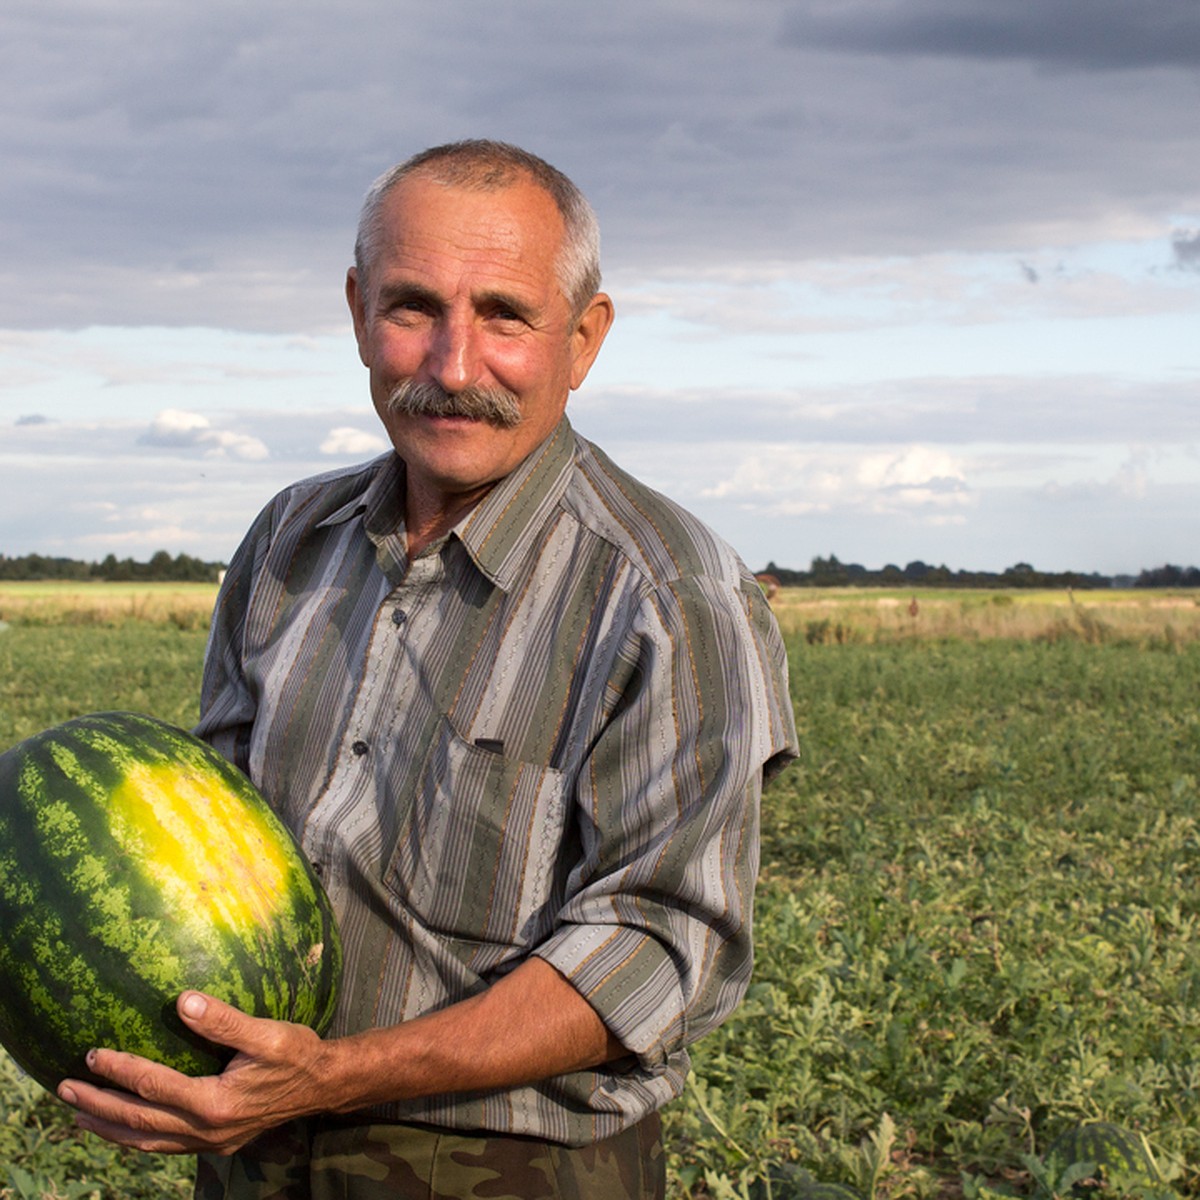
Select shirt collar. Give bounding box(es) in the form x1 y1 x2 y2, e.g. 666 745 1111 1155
457 417 576 592
313 453 401 531
358 453 408 538
317 421 576 593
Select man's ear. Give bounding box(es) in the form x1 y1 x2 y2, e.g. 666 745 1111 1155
345 268 370 367
568 293 615 391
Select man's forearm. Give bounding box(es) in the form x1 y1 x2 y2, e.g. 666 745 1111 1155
311 955 624 1114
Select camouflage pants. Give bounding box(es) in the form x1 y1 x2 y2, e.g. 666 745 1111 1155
193 1113 664 1200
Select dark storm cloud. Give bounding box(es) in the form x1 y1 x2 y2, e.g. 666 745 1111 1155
781 0 1200 69
2 0 1199 331
1173 230 1200 271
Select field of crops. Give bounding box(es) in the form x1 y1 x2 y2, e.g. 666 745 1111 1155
1 583 1198 1199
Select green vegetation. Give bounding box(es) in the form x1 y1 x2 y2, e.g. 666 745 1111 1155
0 1050 193 1200
669 638 1200 1197
0 586 1197 1198
0 624 207 749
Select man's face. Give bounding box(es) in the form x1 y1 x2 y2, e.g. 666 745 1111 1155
346 174 612 517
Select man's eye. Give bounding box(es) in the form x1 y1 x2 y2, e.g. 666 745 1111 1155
385 300 429 323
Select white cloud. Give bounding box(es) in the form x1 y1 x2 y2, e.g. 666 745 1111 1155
140 409 269 460
698 442 972 522
319 426 388 456
145 408 211 444
858 446 967 491
206 430 270 461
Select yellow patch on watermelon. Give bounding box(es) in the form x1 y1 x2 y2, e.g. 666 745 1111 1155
108 759 293 937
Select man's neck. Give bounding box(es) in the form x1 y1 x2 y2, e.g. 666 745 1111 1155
404 478 493 558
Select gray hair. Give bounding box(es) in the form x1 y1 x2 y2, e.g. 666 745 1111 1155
354 140 602 317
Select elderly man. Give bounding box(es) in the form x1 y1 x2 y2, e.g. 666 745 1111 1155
59 140 797 1199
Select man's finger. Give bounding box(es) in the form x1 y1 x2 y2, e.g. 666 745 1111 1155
175 990 247 1046
57 1072 198 1150
175 990 299 1063
62 1046 198 1111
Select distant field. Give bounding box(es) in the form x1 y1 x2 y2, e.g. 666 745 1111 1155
767 585 1200 646
3 580 1198 644
0 581 219 631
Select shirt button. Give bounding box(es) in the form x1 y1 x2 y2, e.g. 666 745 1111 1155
391 608 407 627
351 740 369 757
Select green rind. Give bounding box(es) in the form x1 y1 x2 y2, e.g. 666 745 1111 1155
1046 1121 1160 1185
0 711 342 1091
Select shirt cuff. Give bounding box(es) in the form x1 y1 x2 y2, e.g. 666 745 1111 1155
533 923 684 1071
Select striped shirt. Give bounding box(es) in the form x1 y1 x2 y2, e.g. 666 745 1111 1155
195 417 797 1145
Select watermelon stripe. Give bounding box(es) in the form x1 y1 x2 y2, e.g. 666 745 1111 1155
1046 1121 1159 1184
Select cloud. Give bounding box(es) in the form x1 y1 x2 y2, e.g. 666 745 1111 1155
575 374 1200 450
1 385 1196 574
1172 229 1200 272
319 426 388 456
3 2 1200 330
610 248 1200 343
140 409 269 460
2 3 1198 578
780 0 1200 70
0 420 302 560
143 409 211 445
694 442 972 521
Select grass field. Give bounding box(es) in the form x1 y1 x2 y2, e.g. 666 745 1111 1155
1 584 1198 1198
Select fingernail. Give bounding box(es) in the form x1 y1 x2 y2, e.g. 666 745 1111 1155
59 1085 77 1105
85 1049 97 1068
182 992 208 1019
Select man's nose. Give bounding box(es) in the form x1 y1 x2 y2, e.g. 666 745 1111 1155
426 313 479 393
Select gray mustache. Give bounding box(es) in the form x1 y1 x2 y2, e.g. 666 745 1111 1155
384 380 522 429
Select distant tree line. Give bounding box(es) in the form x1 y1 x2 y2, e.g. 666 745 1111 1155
4 550 1196 589
1131 563 1200 588
758 555 1200 590
0 551 225 583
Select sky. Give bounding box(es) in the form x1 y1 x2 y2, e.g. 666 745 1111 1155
2 0 1198 577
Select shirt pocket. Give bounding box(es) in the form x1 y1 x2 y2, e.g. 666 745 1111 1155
383 714 571 948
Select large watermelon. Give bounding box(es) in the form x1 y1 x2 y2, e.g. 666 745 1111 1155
0 711 342 1092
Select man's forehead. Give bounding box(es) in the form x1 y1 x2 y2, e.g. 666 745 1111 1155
372 176 568 298
382 174 562 242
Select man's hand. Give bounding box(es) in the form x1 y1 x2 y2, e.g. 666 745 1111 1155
57 991 328 1156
